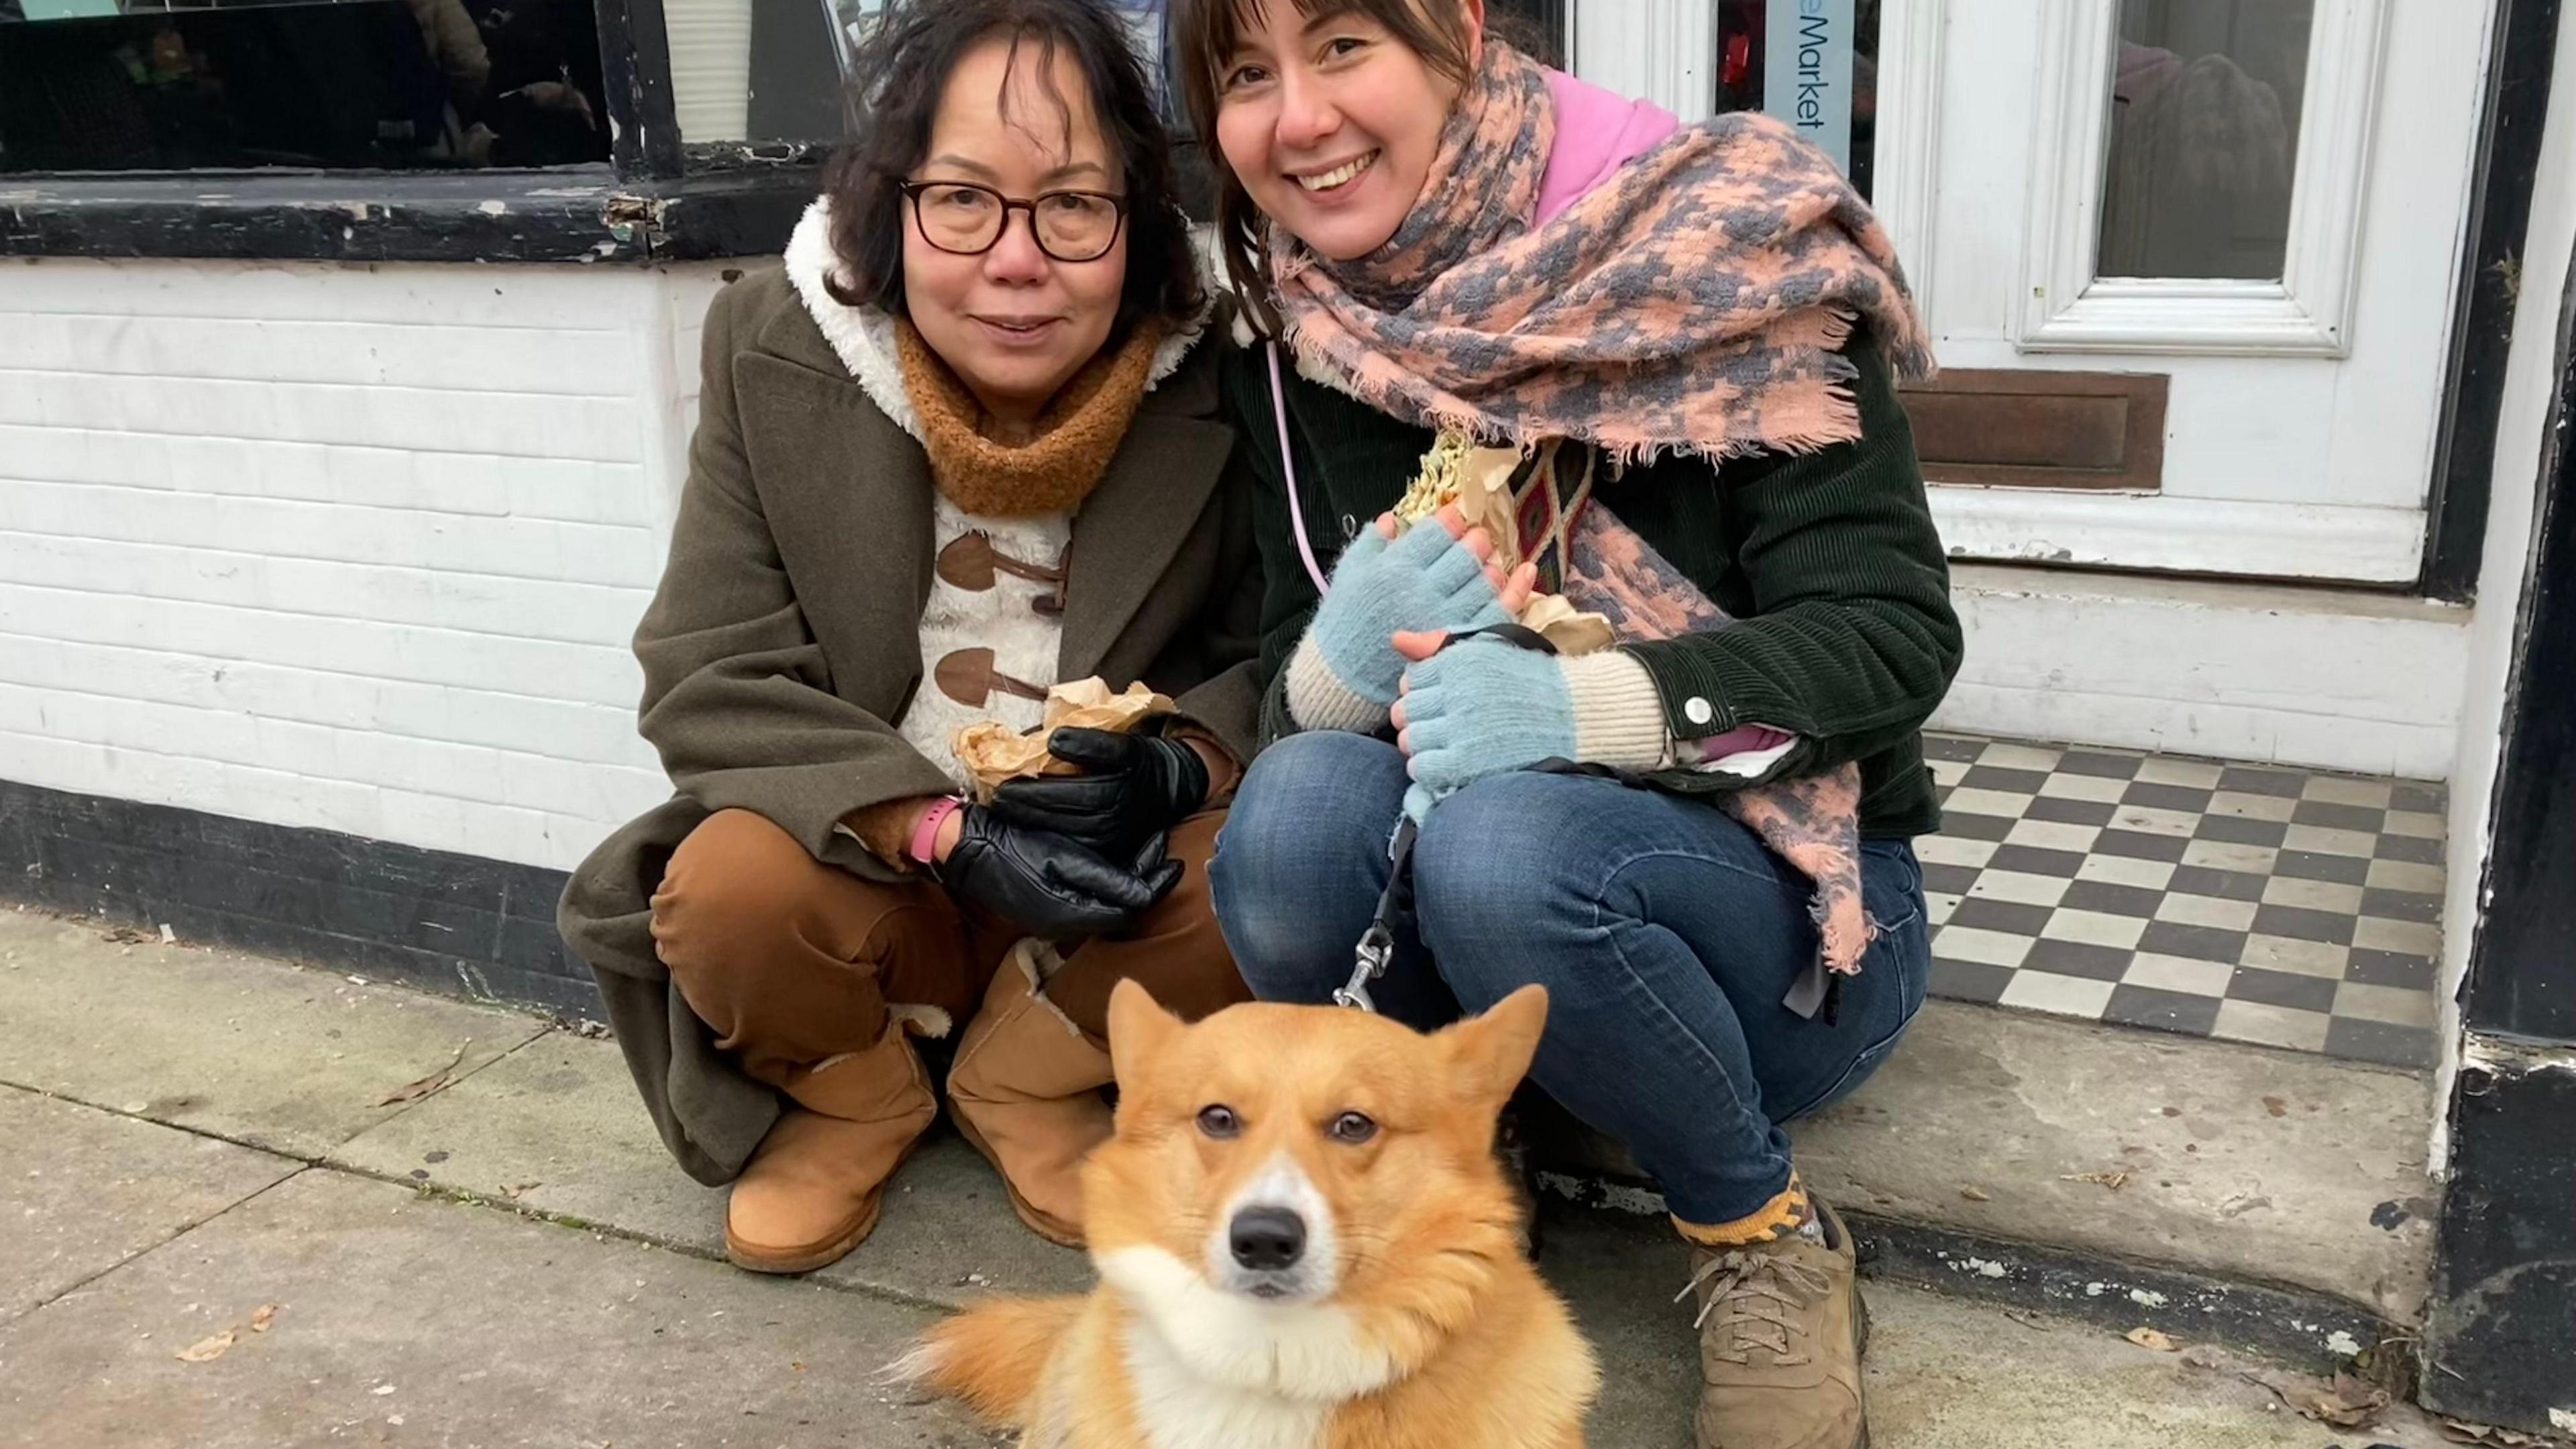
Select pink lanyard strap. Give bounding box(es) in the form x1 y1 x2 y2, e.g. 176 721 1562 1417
1269 341 1333 598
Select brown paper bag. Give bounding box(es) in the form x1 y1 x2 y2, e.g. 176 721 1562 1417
952 678 1175 802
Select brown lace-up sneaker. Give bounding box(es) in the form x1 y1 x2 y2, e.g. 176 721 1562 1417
1680 1198 1868 1449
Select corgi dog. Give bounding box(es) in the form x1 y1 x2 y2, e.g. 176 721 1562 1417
903 980 1599 1449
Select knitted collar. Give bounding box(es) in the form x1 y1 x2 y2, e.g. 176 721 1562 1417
894 316 1162 518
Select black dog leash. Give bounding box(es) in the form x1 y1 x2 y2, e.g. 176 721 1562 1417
1333 817 1415 1012
1334 623 1559 1014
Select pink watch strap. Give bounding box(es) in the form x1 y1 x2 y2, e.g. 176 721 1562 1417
908 796 964 865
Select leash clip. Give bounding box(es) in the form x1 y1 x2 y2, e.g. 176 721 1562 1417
1335 923 1395 1012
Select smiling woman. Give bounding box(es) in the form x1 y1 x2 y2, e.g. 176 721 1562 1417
1170 2 1954 1446
892 41 1136 434
816 0 1204 432
1177 0 1474 310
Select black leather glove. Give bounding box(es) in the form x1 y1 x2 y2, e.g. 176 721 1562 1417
989 727 1212 853
934 802 1183 940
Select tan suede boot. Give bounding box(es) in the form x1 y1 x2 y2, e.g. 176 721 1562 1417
724 1019 936 1275
946 943 1114 1248
1682 1198 1869 1449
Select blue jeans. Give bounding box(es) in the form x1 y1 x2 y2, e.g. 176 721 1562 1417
1208 731 1929 1227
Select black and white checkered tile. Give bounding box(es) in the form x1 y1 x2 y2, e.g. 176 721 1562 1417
1920 735 2447 1069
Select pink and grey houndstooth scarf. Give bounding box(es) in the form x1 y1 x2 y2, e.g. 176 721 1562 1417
1271 40 1933 466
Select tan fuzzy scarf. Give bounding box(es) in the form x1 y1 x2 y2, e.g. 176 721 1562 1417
897 318 1163 517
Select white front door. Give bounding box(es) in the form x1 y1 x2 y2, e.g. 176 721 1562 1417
1572 0 2496 586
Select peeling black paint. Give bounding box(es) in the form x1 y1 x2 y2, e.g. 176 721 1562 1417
594 0 682 178
2425 0 2565 601
2428 241 2576 1434
0 146 1211 265
0 778 595 1019
2 169 636 262
2465 254 2576 1043
2426 1053 2576 1431
0 165 825 264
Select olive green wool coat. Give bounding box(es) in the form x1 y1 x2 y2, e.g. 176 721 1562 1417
558 268 1263 1186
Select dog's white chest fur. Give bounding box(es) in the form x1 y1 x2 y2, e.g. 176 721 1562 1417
1118 1322 1330 1449
1097 1246 1397 1449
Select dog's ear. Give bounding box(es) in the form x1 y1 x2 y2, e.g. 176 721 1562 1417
1440 984 1550 1108
1106 977 1185 1081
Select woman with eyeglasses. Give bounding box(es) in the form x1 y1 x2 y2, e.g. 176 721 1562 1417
559 0 1263 1272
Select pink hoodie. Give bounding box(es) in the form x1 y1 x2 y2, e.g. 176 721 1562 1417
1535 68 1682 225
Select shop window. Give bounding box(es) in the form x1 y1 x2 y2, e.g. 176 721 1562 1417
661 0 1564 147
1491 0 1568 68
2017 0 2379 356
2097 0 2316 281
663 0 841 143
0 0 609 172
665 0 1178 144
1713 0 1883 197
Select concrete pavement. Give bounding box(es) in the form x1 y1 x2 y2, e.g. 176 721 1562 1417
0 907 2470 1448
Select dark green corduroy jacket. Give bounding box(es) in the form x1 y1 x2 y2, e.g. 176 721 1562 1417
1222 331 1962 839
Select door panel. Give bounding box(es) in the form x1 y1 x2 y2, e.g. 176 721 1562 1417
1568 0 2489 584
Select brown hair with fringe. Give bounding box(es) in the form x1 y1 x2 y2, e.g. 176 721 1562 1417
1170 0 1477 334
819 0 1205 343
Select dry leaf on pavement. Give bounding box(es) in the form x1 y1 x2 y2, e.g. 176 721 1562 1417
376 1041 471 1106
2239 1368 2391 1431
2442 1418 2549 1446
2125 1327 2180 1352
2301 1372 2391 1429
176 1329 237 1363
249 1304 278 1334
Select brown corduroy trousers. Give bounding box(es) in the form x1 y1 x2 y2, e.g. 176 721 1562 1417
645 808 1248 1085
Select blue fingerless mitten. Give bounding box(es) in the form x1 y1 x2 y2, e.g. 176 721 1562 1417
1400 639 1673 820
1285 522 1513 732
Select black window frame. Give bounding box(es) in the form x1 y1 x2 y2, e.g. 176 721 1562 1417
1 0 852 264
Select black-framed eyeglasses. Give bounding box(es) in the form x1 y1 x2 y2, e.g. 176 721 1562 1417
898 180 1130 264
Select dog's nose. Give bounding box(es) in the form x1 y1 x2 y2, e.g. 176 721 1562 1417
1228 1206 1307 1272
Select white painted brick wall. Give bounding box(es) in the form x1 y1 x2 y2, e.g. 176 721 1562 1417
0 254 2486 883
0 257 737 871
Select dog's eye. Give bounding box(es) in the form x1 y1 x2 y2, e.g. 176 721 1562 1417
1328 1112 1378 1144
1196 1104 1242 1138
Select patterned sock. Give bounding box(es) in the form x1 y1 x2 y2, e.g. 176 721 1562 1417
1674 1173 1817 1248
